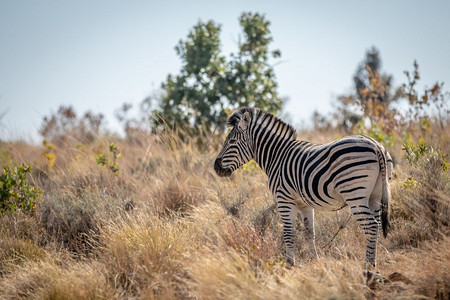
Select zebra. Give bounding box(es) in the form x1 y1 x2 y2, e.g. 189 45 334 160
214 107 392 267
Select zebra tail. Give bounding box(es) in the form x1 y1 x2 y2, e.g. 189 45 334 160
362 134 391 238
380 148 390 239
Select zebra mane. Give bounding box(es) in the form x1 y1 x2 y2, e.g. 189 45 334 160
226 107 254 127
227 107 297 140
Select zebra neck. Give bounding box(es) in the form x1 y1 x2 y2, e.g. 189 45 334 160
252 128 296 177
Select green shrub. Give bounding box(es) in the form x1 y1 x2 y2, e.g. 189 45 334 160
96 143 120 176
403 140 449 171
0 165 42 216
402 141 429 165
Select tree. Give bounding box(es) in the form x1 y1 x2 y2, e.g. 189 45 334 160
352 47 394 104
152 12 284 135
336 47 400 132
40 106 105 145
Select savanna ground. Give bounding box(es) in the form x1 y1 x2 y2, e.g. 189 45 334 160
0 118 448 300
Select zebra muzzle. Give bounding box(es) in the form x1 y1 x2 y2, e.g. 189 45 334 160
214 158 232 177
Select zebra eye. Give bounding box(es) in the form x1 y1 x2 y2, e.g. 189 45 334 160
229 138 237 144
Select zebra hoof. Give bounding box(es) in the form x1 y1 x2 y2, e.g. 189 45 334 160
364 261 376 270
364 270 388 290
286 257 295 267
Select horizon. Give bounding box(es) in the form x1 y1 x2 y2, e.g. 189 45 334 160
1 0 450 142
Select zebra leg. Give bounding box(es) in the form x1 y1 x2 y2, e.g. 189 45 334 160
348 198 379 267
369 174 383 235
369 196 382 238
276 198 297 266
299 206 318 258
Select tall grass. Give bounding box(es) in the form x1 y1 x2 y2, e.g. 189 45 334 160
0 123 448 299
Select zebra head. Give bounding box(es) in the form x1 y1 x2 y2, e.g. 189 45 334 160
214 108 254 177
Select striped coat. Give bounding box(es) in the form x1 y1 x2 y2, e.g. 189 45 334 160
214 107 392 266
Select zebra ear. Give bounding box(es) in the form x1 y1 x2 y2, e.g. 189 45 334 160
239 112 251 131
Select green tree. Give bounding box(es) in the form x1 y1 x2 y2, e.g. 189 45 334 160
153 12 284 134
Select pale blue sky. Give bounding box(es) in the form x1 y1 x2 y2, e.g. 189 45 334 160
1 0 449 141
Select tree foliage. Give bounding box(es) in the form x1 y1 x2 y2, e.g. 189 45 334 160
352 47 395 104
153 12 284 134
334 47 400 132
402 61 449 124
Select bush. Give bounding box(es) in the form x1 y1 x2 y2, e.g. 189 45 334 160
38 193 99 254
99 211 196 297
403 141 449 170
389 142 449 248
40 105 105 145
0 165 42 216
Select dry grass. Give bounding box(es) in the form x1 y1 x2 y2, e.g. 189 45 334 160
0 125 449 299
0 257 115 299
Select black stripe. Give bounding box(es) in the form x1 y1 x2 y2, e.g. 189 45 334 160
305 146 376 203
261 121 281 170
323 159 378 197
334 175 368 189
340 186 366 194
292 143 313 192
267 129 294 176
353 211 372 215
278 205 294 210
346 196 365 202
277 200 293 205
